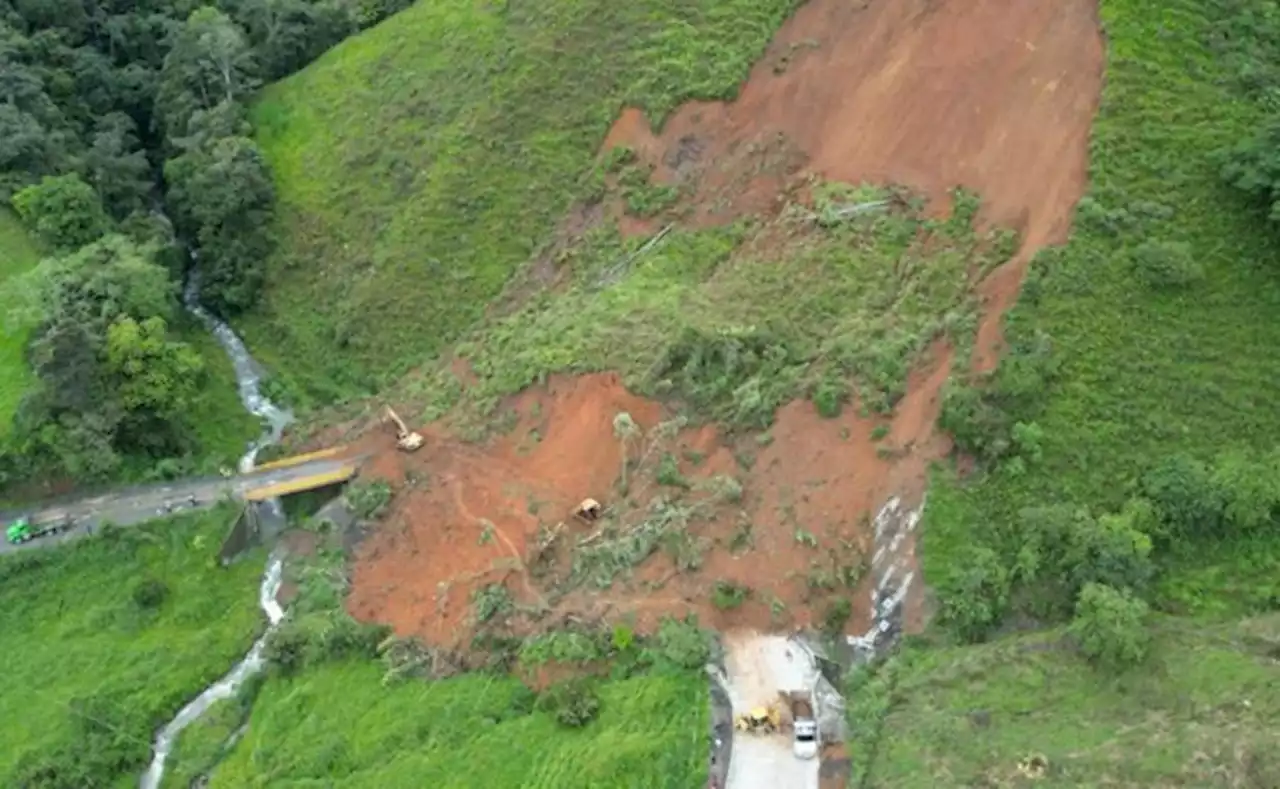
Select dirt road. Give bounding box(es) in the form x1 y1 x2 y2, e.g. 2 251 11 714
719 632 821 789
0 457 358 556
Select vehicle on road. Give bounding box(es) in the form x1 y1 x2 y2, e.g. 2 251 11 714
6 515 74 545
788 689 819 760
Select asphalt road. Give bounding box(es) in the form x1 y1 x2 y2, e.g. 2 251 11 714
0 457 357 556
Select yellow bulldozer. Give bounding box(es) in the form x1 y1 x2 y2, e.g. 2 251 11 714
734 703 783 734
383 407 424 452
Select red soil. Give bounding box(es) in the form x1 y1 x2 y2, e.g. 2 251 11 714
602 0 1103 366
346 0 1103 645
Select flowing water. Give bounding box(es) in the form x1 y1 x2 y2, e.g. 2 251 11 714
138 278 296 789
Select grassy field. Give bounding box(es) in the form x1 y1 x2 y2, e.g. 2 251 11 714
209 662 706 788
240 0 801 404
923 0 1280 620
861 614 1280 787
0 209 44 435
0 506 265 787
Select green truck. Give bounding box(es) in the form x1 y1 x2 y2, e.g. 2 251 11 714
6 515 75 545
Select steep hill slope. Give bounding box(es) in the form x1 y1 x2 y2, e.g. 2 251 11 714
240 0 799 402
861 614 1280 786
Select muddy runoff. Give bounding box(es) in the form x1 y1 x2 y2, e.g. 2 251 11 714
138 277 295 789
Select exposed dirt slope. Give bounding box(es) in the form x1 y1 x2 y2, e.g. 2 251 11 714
604 0 1103 363
345 0 1103 647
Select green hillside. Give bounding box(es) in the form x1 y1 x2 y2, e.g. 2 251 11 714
861 614 1280 787
240 0 798 402
0 507 264 786
208 664 706 788
924 0 1280 630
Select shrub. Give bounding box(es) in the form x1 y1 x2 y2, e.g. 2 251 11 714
472 583 514 624
649 615 711 669
1140 455 1226 541
1212 449 1280 534
344 479 393 520
537 678 601 728
711 580 750 610
936 545 1011 642
822 598 853 635
1069 583 1151 670
811 376 847 419
130 578 169 610
1130 240 1203 289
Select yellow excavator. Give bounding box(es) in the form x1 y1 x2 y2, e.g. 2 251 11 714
383 407 424 452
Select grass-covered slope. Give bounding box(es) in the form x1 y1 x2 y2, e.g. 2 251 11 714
925 0 1280 615
865 615 1280 786
242 0 799 402
210 663 706 788
0 508 264 786
0 209 44 434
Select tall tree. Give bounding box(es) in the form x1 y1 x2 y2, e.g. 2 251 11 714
155 7 258 137
11 173 110 250
165 131 274 313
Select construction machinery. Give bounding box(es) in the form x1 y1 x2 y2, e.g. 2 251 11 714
574 498 602 523
384 407 424 452
6 515 75 545
734 704 782 734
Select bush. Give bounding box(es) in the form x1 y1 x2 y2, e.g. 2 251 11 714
1130 240 1203 289
130 577 169 610
822 598 853 635
472 583 514 624
811 377 847 419
648 615 711 669
1140 455 1226 541
936 545 1010 642
264 613 388 676
344 479 393 520
537 678 601 728
711 580 750 610
1069 583 1151 670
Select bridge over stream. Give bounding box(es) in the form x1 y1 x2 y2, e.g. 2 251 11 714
0 446 362 557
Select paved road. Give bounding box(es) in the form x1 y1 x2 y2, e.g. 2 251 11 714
0 457 358 556
719 632 821 789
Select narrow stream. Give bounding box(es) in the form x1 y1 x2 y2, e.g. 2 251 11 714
138 277 296 789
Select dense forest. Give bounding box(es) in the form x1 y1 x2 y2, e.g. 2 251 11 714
0 0 411 487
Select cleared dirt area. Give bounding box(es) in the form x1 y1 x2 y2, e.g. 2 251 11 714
347 371 948 647
346 0 1103 647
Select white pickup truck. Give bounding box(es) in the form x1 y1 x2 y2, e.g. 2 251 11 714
788 690 819 759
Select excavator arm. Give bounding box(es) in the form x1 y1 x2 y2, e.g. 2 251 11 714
383 407 424 452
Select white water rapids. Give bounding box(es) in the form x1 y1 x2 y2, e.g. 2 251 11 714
137 278 297 789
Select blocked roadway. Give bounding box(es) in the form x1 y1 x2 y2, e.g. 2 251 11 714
0 450 361 556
